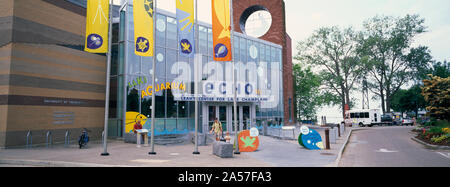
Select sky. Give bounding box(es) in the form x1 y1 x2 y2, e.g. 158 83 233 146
114 0 450 123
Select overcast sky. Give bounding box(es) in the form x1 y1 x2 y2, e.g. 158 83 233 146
114 0 450 122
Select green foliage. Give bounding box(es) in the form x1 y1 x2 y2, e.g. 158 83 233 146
358 14 430 113
391 85 426 115
293 63 339 121
428 61 450 79
295 26 365 117
422 75 450 120
431 134 449 143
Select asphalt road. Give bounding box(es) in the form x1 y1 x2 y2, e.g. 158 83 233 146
339 126 450 167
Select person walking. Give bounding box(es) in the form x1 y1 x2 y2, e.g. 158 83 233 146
210 118 223 141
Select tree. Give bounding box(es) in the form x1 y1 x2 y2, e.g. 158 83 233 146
429 60 450 79
293 63 339 121
295 26 366 118
422 75 450 120
391 85 426 117
358 14 431 114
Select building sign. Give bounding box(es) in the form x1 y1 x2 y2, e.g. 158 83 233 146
53 111 75 125
140 82 186 99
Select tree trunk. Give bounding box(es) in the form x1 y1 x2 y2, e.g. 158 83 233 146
386 98 391 114
380 93 386 114
341 96 346 119
379 82 386 114
341 85 347 119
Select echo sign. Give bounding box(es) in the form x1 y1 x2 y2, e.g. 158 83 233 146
203 81 257 97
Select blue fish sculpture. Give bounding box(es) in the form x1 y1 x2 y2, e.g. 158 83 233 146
300 129 324 150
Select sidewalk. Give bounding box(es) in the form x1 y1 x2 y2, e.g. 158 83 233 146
0 127 352 167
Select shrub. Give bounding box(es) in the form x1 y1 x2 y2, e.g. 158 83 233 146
431 134 450 143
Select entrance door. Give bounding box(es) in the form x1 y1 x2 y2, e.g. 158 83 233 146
208 106 216 132
231 105 252 132
219 106 227 132
205 104 254 134
243 106 250 130
207 105 227 133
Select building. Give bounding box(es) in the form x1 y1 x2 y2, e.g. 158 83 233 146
0 0 294 148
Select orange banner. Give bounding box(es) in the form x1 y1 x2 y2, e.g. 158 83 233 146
211 0 232 61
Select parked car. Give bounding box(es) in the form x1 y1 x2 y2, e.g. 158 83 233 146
381 114 394 126
401 118 414 126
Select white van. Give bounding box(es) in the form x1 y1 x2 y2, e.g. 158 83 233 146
344 109 383 127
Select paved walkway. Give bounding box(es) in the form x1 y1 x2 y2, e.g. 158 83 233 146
0 127 351 167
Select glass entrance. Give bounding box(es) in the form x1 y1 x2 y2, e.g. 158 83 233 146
208 106 227 133
243 106 250 130
219 106 227 132
205 104 253 134
208 106 216 132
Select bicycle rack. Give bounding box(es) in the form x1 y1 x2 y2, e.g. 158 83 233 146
26 131 32 149
64 130 70 147
46 131 52 148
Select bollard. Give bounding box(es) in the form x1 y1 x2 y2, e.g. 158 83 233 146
324 128 330 150
26 131 32 149
46 131 52 148
337 124 341 137
329 127 337 144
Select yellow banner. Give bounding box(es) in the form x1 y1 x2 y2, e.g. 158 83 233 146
134 0 154 57
212 0 232 61
84 0 109 53
176 0 195 57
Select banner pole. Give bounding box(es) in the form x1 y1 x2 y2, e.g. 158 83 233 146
230 0 240 154
101 0 114 156
193 0 200 155
149 0 157 155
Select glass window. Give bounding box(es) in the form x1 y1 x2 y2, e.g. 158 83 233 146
167 88 177 118
127 5 134 42
126 75 140 113
208 28 213 57
199 26 208 55
167 17 177 49
178 101 188 118
127 42 140 75
154 78 166 118
260 44 265 62
244 10 273 38
119 10 126 42
240 37 247 62
166 49 177 79
233 36 240 62
156 14 166 47
265 45 271 62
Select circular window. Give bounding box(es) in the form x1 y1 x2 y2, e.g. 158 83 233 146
240 6 272 38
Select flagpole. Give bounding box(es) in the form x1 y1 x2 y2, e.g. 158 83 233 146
149 0 157 155
230 0 240 154
193 0 200 155
101 0 114 156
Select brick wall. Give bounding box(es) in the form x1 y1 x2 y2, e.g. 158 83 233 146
233 0 295 125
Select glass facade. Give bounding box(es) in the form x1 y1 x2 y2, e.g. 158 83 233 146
112 3 284 136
